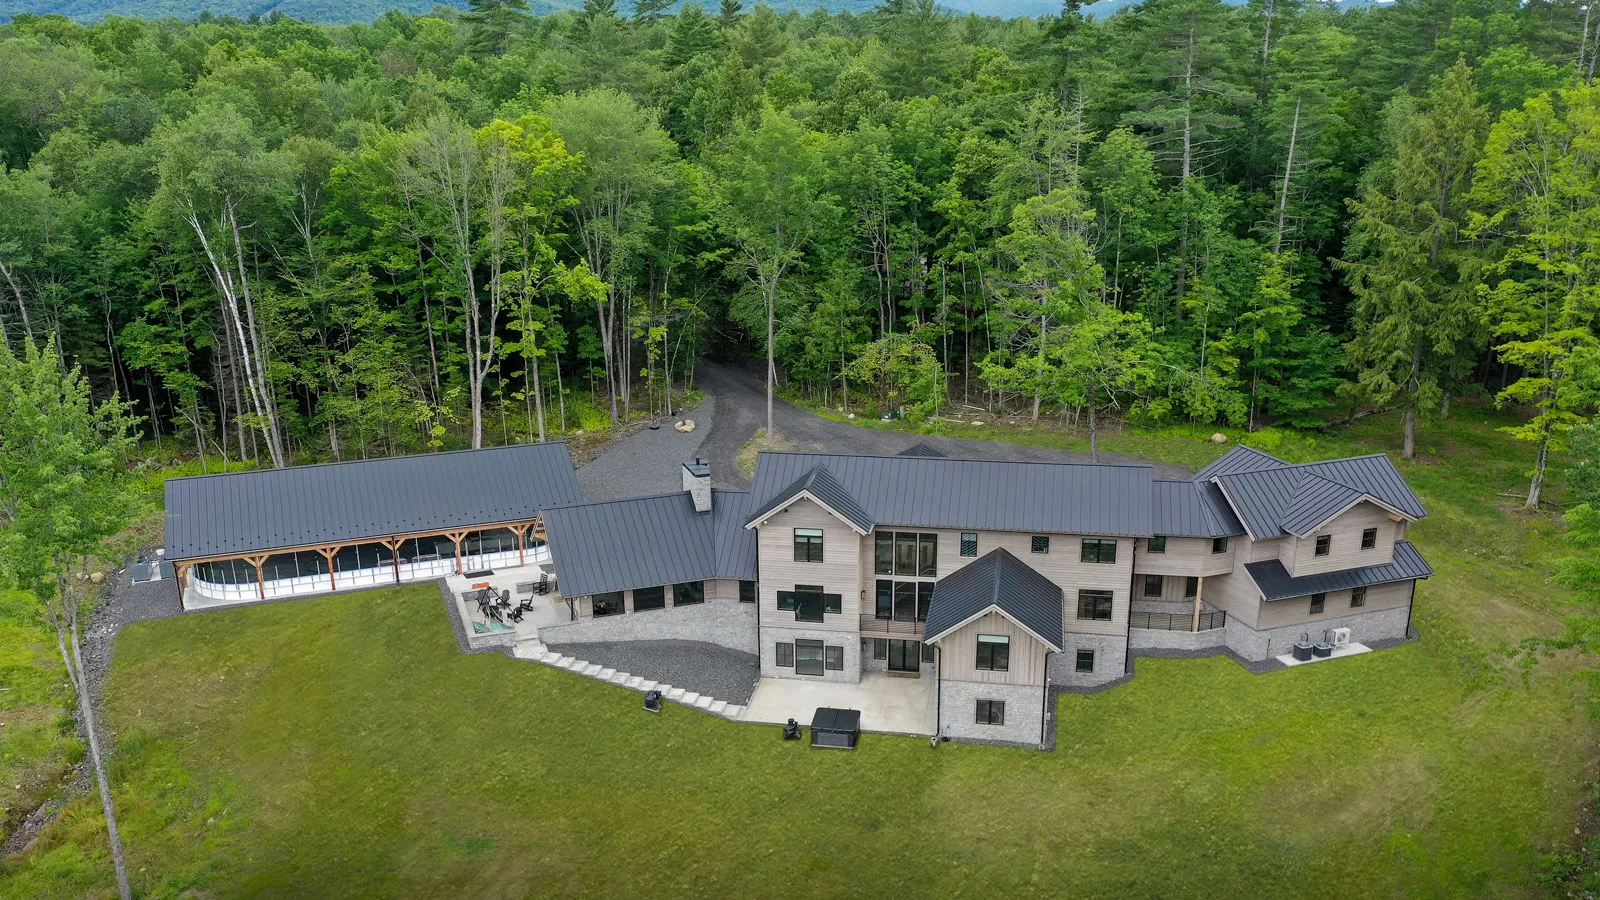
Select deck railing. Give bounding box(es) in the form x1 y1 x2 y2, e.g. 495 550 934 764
859 614 926 638
1129 609 1227 632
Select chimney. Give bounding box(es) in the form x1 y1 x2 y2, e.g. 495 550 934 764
682 458 712 514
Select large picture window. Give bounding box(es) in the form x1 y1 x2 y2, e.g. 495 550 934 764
791 584 839 623
632 586 666 611
793 528 824 563
795 639 825 676
893 581 917 621
593 592 625 617
877 531 938 576
976 699 1005 725
1081 538 1117 564
1077 590 1114 621
672 581 704 606
895 532 917 575
975 634 1010 671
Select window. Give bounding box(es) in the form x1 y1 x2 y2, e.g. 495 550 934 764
976 699 1005 725
1315 535 1331 557
739 580 756 603
1076 649 1095 673
1184 576 1199 598
795 639 825 676
1031 535 1051 554
873 638 887 660
1148 536 1167 553
793 584 831 623
1212 536 1230 554
875 580 893 619
895 532 918 575
1081 538 1118 564
916 582 933 621
894 582 917 621
875 533 894 575
919 533 938 576
1077 590 1114 621
593 591 625 617
776 590 795 612
922 643 935 663
1143 574 1164 598
632 586 666 611
1361 527 1378 550
1309 593 1326 614
1351 586 1367 608
960 532 978 557
793 528 824 563
776 642 794 667
672 581 704 606
825 645 844 670
976 634 1010 671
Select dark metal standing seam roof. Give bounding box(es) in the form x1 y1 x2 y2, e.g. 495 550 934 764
1151 480 1245 537
1213 453 1427 539
923 548 1064 650
747 452 1155 537
745 465 874 533
897 443 947 458
1244 540 1433 601
541 490 757 597
1279 475 1364 536
163 443 582 561
1193 445 1289 480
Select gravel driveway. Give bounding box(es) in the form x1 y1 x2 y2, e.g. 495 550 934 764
691 361 1192 488
574 393 715 501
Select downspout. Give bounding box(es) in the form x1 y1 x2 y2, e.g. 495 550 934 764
934 644 942 742
1040 648 1055 749
1403 579 1416 639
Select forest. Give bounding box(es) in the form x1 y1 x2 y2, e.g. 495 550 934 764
0 0 1596 507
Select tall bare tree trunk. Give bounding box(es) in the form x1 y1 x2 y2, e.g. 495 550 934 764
1274 97 1302 253
0 253 34 342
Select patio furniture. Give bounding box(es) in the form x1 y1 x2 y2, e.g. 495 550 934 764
507 606 525 624
516 596 535 613
534 573 551 595
486 604 504 623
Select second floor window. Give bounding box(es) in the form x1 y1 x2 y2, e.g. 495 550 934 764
976 634 1010 671
1351 586 1367 608
875 531 938 576
783 584 840 622
1077 589 1114 621
1315 535 1331 557
794 528 824 563
1031 535 1051 554
1309 592 1326 614
1081 539 1118 564
960 532 978 557
1212 537 1230 554
1147 536 1167 553
1361 527 1378 550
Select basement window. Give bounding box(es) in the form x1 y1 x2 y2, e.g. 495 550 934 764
976 700 1005 726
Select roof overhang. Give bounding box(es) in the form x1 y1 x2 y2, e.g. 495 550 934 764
1285 494 1417 538
1209 476 1263 541
923 602 1063 652
741 490 872 535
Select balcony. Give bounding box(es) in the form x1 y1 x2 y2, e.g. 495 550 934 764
859 614 926 638
1129 609 1226 632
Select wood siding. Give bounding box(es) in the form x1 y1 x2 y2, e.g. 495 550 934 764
937 610 1050 685
1287 500 1404 577
1133 536 1236 577
1256 579 1413 630
756 499 862 636
1202 571 1262 629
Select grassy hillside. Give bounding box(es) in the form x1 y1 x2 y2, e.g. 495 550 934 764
2 404 1595 897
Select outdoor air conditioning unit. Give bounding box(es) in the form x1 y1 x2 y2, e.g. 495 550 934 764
1329 627 1352 648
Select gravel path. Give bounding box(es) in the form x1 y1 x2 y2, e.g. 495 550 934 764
574 394 714 501
692 361 1192 489
542 639 760 705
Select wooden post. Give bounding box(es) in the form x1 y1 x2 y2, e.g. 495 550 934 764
318 546 339 592
513 522 529 567
175 563 189 607
246 555 268 601
1192 575 1205 633
385 538 403 584
448 531 466 575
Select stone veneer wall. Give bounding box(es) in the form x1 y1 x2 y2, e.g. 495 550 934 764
539 597 757 654
940 679 1045 747
1048 632 1129 688
1224 604 1411 661
759 625 862 683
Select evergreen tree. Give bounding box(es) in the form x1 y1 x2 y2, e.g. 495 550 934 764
1339 59 1487 460
462 0 532 56
719 0 743 28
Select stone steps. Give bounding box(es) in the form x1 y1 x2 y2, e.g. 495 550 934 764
507 638 745 720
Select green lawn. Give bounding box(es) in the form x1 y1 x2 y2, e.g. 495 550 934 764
3 402 1596 898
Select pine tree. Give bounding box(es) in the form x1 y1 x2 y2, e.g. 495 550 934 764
462 0 532 56
719 0 743 28
665 2 723 67
1339 59 1487 460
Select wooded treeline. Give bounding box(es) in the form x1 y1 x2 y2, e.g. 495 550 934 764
1 0 1598 504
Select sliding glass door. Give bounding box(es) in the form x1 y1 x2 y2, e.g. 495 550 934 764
887 640 921 673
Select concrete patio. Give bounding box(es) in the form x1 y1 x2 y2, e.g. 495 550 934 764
445 563 569 643
740 671 937 736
